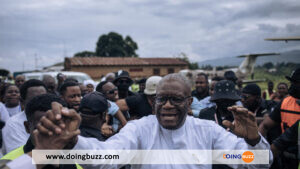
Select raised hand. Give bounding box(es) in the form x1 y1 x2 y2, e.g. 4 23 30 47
222 106 260 145
36 102 82 148
36 102 65 135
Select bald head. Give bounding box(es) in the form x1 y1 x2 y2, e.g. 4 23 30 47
42 75 57 94
157 73 191 96
42 75 55 83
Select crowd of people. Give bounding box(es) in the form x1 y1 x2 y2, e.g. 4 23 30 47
0 67 298 169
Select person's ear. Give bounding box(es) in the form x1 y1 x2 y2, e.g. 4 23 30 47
24 121 30 134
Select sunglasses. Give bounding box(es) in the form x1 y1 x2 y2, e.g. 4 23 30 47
155 96 190 106
106 87 118 94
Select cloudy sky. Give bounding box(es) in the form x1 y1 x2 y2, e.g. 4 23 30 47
1 0 300 73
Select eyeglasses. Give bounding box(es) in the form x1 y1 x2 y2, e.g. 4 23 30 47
106 87 118 94
155 96 190 106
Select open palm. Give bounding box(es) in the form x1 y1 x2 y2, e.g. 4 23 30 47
222 106 259 140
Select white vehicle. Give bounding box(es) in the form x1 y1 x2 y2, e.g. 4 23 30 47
22 71 93 84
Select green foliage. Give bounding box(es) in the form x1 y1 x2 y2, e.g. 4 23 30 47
262 62 274 69
199 65 213 70
0 69 9 76
74 51 95 57
249 62 300 91
95 32 138 57
188 62 199 70
177 53 199 70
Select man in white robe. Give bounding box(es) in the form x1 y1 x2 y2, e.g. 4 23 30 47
35 73 273 169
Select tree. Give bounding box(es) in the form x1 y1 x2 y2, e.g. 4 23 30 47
199 65 213 70
74 51 95 57
0 69 9 76
176 53 199 70
95 32 138 57
263 62 274 69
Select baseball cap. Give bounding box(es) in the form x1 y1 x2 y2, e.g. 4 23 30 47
144 76 162 95
79 91 108 115
242 83 261 96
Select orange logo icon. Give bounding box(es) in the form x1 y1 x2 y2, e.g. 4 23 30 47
242 151 254 163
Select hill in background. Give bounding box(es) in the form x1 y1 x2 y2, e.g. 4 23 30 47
198 50 300 67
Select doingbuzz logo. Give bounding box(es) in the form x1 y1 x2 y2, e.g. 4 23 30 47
241 151 254 163
223 151 254 163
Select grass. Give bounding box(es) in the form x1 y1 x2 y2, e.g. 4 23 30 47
247 67 294 91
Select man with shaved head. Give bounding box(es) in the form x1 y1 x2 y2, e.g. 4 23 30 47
37 73 273 169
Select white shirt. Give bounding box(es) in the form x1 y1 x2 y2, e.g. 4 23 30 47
5 104 21 117
0 102 10 122
2 111 29 154
74 115 272 169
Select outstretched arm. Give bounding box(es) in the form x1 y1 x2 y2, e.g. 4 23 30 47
222 106 260 146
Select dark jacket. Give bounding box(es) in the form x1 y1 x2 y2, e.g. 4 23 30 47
79 126 106 141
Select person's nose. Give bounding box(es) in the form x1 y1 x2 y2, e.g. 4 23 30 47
162 99 174 108
74 96 81 102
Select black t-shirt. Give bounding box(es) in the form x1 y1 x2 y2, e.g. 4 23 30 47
269 101 283 123
199 106 234 129
199 106 216 121
125 93 152 119
259 100 282 144
255 99 278 117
